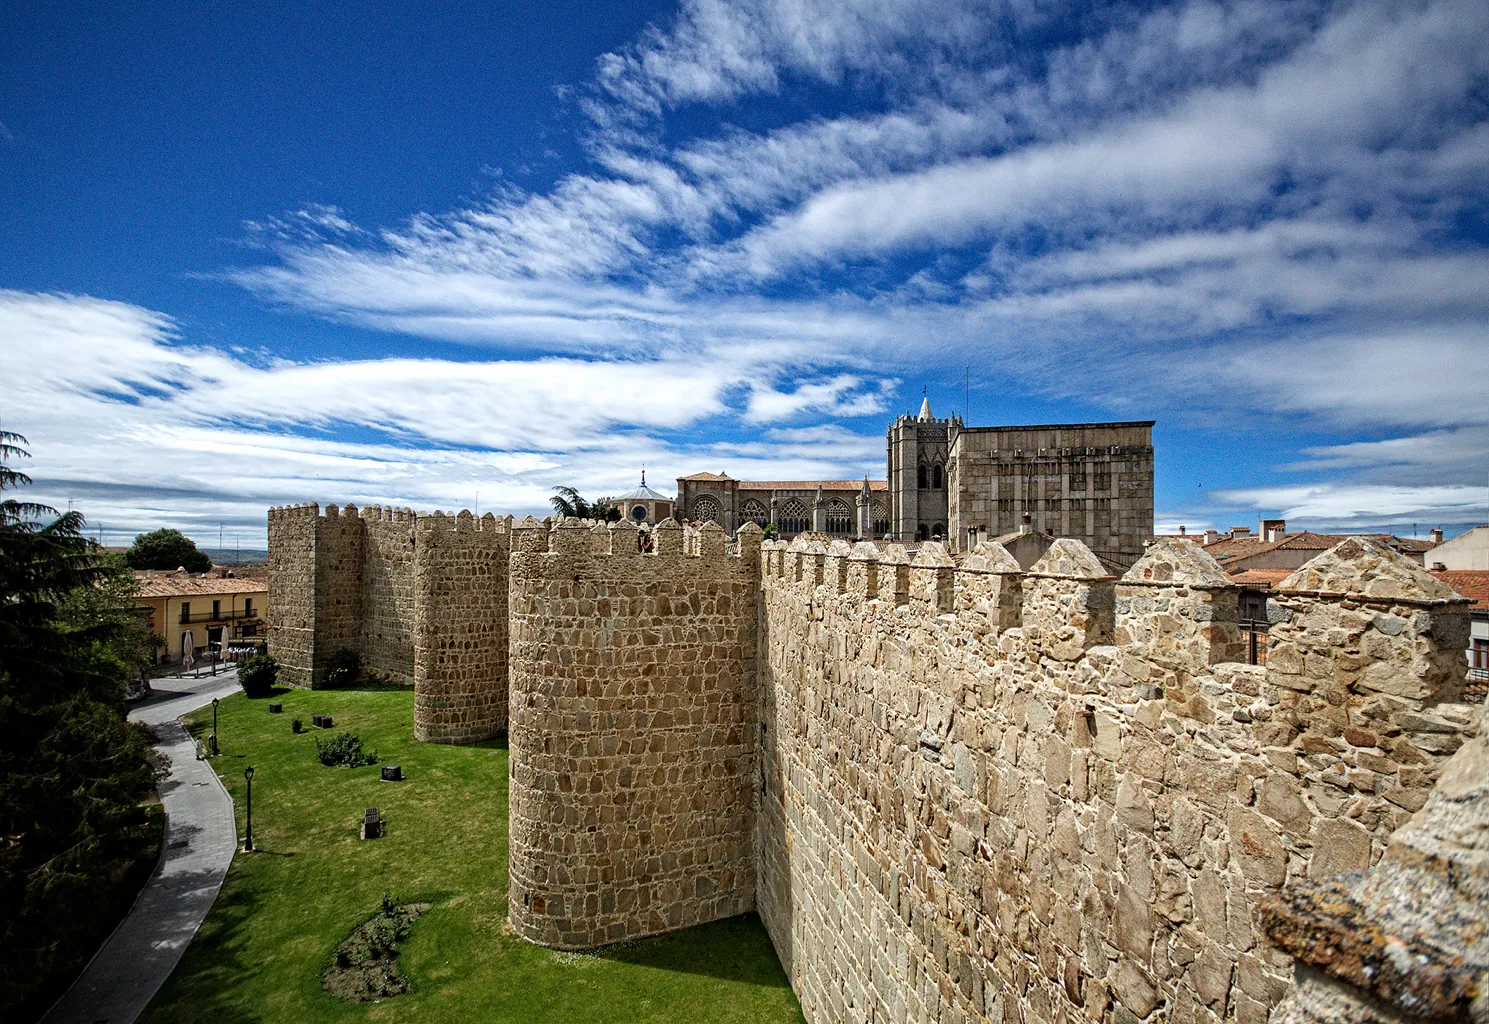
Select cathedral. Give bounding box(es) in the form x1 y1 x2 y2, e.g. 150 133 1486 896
674 399 1155 568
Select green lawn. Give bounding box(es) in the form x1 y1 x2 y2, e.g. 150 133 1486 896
143 688 803 1024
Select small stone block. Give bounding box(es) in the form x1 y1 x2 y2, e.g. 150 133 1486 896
313 714 333 728
381 764 403 782
267 702 282 714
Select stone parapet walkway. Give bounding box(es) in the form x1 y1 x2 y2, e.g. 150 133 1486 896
40 673 243 1024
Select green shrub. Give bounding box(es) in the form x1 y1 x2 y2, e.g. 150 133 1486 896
315 732 379 768
324 647 360 689
238 654 277 697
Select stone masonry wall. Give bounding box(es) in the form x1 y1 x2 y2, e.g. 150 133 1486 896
412 510 510 743
310 504 365 686
360 506 417 686
506 517 761 949
755 535 1474 1024
267 503 318 688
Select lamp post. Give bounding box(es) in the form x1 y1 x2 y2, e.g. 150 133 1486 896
243 765 254 852
210 696 220 756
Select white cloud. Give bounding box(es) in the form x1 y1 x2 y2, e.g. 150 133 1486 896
0 290 898 544
1214 482 1488 529
16 1 1489 541
744 375 893 422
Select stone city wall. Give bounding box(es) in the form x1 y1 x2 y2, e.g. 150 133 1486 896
506 517 761 949
266 503 319 688
360 506 417 686
267 503 508 731
755 535 1474 1024
311 504 366 681
413 510 510 743
1261 698 1488 1024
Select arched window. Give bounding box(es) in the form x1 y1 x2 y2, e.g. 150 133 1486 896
917 523 929 541
778 498 809 535
741 499 768 526
917 463 928 489
932 523 945 539
692 496 722 526
825 499 852 535
872 500 889 538
932 464 943 489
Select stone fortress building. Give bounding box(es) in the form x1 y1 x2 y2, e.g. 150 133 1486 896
676 399 1154 568
268 496 1487 1024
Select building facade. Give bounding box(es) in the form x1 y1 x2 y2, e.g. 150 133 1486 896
674 400 1153 559
674 473 889 540
884 399 1154 565
134 569 268 664
603 471 674 526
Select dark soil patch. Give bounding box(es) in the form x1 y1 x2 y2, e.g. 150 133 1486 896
321 900 432 1002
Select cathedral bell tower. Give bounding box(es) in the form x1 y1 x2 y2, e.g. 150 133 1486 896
886 395 953 543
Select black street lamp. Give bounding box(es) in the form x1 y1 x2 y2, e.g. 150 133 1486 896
243 765 255 852
210 696 220 756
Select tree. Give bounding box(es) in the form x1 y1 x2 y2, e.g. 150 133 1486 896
125 527 212 573
549 486 621 523
0 431 163 1020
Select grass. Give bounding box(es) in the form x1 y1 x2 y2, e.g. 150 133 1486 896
141 688 804 1024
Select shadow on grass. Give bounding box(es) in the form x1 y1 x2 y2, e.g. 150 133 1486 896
591 914 793 988
142 860 271 1024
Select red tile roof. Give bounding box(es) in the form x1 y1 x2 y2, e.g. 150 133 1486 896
1432 570 1489 611
133 571 268 598
1228 568 1295 588
677 472 736 481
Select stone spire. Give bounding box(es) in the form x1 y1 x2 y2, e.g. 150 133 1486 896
918 395 934 421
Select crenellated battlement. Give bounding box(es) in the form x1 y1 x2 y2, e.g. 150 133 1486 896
417 508 509 535
755 534 1475 1024
267 494 1482 1024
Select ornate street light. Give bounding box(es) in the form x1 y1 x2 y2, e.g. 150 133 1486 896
210 696 220 756
243 765 255 852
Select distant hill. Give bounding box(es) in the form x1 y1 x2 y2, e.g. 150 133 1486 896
202 548 268 566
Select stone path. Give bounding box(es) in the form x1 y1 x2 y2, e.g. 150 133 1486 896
40 672 244 1024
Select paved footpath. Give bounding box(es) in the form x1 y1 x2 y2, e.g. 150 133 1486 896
41 671 245 1024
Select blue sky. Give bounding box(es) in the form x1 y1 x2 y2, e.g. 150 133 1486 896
2 0 1486 548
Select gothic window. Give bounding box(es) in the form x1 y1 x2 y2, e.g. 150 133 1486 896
931 464 943 489
997 498 1013 512
917 463 928 489
1070 497 1086 512
741 499 768 526
825 499 852 535
917 523 929 541
871 500 889 537
692 496 722 526
932 523 945 538
779 498 809 535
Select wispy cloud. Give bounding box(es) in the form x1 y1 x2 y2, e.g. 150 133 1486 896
0 290 887 541
12 0 1489 539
